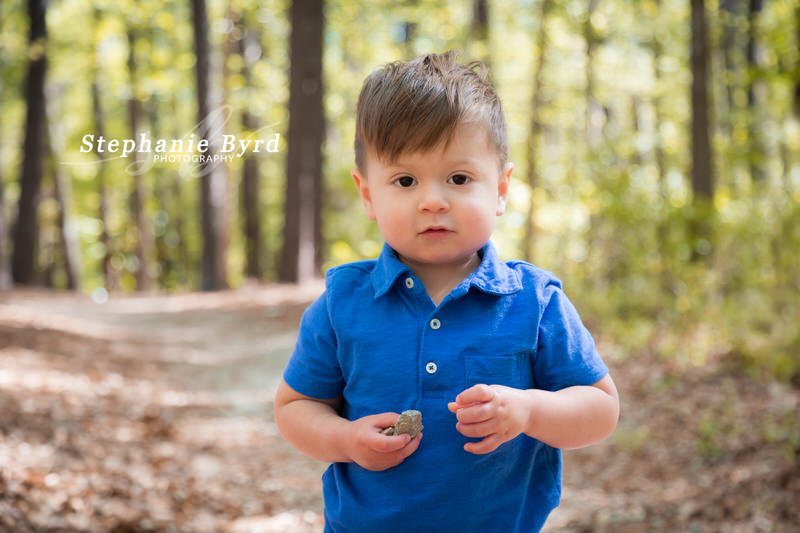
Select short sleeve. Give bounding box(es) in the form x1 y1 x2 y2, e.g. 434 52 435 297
283 291 344 399
533 283 608 392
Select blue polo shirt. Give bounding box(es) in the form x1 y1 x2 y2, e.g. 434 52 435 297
284 240 608 533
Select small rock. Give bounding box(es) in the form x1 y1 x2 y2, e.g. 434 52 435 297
380 410 423 437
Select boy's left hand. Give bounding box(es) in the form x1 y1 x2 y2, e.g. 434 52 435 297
448 384 531 454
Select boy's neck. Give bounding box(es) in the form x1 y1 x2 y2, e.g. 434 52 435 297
397 252 482 307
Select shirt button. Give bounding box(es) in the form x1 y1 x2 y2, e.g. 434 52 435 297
405 277 414 289
425 362 437 374
430 318 441 330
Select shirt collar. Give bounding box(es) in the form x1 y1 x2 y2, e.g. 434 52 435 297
371 241 522 300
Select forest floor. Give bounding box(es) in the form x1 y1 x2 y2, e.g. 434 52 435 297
0 286 798 533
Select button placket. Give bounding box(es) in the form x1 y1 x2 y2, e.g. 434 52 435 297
420 311 446 397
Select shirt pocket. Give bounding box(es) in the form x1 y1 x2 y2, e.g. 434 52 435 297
465 352 523 389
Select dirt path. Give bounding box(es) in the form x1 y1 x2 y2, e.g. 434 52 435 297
1 286 328 532
1 287 798 532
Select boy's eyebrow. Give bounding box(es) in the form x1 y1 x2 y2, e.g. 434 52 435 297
384 156 487 172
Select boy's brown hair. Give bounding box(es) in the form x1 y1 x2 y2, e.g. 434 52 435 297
354 50 508 174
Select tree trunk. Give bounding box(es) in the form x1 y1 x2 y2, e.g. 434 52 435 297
92 7 115 290
238 21 264 280
127 27 154 290
0 6 10 289
148 98 174 288
46 87 82 290
191 0 228 290
643 3 672 293
170 94 189 287
470 0 490 66
219 0 234 285
719 0 739 140
522 0 551 263
789 2 800 193
12 0 48 285
690 0 714 262
795 2 800 121
584 0 602 149
0 131 9 289
746 0 766 183
403 20 417 59
280 0 324 283
690 0 714 200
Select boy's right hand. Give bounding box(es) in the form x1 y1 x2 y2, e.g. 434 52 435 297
344 412 422 471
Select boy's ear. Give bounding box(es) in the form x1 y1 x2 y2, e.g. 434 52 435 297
496 162 513 216
351 168 377 221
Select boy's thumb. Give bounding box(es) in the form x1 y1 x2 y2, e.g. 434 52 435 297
372 412 400 429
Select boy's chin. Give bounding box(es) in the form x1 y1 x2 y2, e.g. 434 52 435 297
397 249 481 268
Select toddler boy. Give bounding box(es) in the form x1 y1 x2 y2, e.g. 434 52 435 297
274 51 619 533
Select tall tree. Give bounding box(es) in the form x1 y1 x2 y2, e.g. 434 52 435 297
584 0 603 149
12 0 48 285
127 25 155 290
91 6 115 289
191 0 229 290
642 0 672 292
746 0 766 183
45 89 82 290
0 3 10 290
238 18 265 280
401 1 418 60
795 2 800 122
0 122 9 289
689 0 715 263
280 0 324 283
690 0 714 200
470 0 490 66
169 95 190 287
522 0 552 263
719 0 740 140
149 98 173 287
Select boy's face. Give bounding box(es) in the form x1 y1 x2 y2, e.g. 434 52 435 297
351 123 513 270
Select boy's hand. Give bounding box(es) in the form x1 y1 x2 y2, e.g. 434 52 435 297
448 384 530 454
343 412 422 471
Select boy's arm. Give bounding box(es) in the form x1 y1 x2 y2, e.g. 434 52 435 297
449 374 619 453
522 374 618 449
274 378 350 463
274 379 422 470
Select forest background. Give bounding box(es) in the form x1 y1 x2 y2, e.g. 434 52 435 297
0 0 799 531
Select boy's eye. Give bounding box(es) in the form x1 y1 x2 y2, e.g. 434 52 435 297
394 175 416 188
448 174 472 185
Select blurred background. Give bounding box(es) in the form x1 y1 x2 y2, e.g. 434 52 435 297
0 0 798 531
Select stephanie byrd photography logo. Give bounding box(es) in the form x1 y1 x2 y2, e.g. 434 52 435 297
69 106 280 175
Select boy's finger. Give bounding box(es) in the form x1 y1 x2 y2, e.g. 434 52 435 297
464 434 502 455
381 434 422 470
455 384 495 405
455 402 493 424
370 432 411 453
369 412 401 429
449 400 480 412
398 433 422 459
456 419 494 438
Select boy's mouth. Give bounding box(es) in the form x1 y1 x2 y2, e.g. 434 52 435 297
420 226 453 237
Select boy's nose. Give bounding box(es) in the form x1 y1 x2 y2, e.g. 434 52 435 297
418 186 449 212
